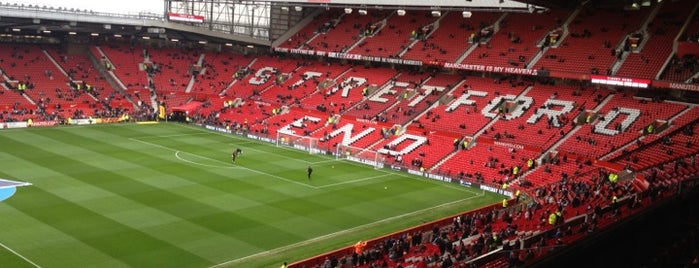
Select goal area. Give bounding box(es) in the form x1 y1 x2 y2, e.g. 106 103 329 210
276 132 320 154
335 144 386 169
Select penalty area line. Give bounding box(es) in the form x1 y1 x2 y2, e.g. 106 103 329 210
0 242 41 268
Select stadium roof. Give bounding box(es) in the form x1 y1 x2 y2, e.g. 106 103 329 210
1 0 162 15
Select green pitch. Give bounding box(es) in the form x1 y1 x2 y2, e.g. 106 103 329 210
0 123 502 268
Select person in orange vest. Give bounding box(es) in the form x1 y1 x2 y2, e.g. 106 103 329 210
354 240 367 254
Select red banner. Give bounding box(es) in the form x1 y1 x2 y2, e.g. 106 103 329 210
443 62 539 76
167 13 204 23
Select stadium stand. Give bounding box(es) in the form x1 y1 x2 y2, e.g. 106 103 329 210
615 0 697 79
3 1 699 267
533 4 652 75
401 11 502 63
462 10 571 69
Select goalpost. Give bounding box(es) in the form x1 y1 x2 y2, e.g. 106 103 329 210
335 144 386 169
276 132 320 154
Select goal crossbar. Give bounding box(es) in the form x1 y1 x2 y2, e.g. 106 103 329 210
335 144 385 169
276 132 320 154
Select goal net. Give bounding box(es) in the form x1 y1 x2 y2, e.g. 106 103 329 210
335 144 386 169
276 132 320 154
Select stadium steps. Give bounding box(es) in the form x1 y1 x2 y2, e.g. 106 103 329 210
0 83 35 106
526 8 582 68
184 54 206 93
601 104 695 161
303 13 347 49
611 1 663 76
219 57 257 96
426 135 462 173
397 11 449 58
599 100 691 161
257 64 305 97
93 47 128 91
406 78 467 131
343 71 405 119
455 12 509 64
453 41 479 64
42 49 71 78
475 85 534 138
653 2 699 80
538 93 616 160
545 6 581 49
526 46 549 69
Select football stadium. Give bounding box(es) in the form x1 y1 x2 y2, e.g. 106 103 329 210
0 0 698 267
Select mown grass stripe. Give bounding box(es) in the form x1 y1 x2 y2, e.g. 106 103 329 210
0 124 502 268
6 186 212 268
5 130 305 249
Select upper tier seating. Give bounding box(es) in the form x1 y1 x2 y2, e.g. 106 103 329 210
349 11 438 58
463 10 570 69
533 6 651 75
616 0 695 79
306 11 391 53
402 11 502 63
660 55 699 82
279 10 343 49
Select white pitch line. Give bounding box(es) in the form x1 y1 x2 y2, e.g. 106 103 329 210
228 142 318 164
134 132 211 139
174 151 238 169
316 174 392 189
0 242 41 268
130 138 318 190
208 192 485 268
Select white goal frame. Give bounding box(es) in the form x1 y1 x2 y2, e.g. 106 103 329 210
276 132 320 154
335 144 386 169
